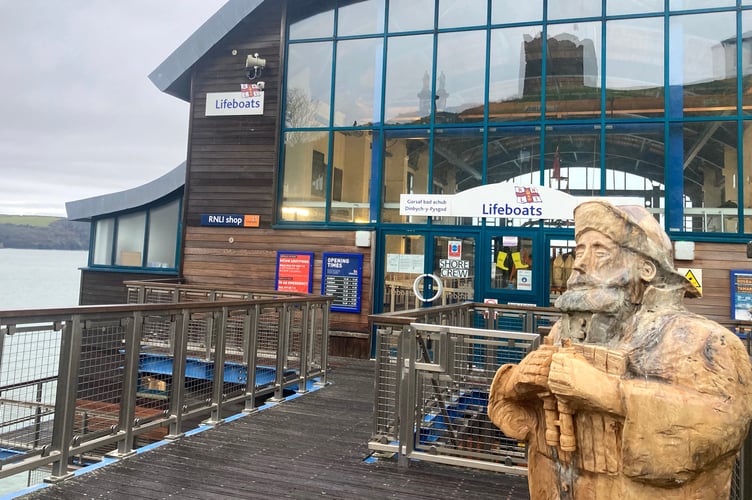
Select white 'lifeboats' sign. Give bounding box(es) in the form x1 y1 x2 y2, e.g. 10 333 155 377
400 183 580 220
205 89 264 116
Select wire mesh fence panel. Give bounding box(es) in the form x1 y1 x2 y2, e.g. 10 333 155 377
74 321 127 444
307 305 325 375
255 306 281 389
221 313 248 400
372 328 399 443
0 326 61 464
285 306 304 375
135 316 175 423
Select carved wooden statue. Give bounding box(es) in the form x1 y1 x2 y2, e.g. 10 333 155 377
488 200 752 499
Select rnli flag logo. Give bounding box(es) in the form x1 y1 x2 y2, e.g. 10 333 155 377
241 83 262 98
515 186 542 204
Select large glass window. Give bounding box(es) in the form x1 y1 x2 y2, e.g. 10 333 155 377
606 17 664 119
382 130 430 223
547 0 600 20
545 126 602 194
90 198 181 269
491 0 541 25
489 25 544 122
681 121 739 232
546 21 602 120
285 42 333 128
92 218 114 265
607 1 663 16
331 131 373 223
741 11 752 115
146 199 180 268
281 131 330 222
388 0 435 33
435 30 487 124
115 213 146 267
669 12 737 117
432 128 484 225
337 0 384 36
438 0 487 29
384 34 434 124
334 38 383 127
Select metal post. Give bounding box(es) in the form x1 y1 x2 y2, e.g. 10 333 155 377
397 324 417 467
206 308 228 425
46 316 83 482
271 304 290 401
319 302 330 386
297 302 311 393
166 311 188 439
243 305 260 413
110 313 142 457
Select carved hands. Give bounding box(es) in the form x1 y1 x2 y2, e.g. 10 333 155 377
548 352 624 415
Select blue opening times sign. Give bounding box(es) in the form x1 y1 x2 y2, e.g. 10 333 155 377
321 253 362 313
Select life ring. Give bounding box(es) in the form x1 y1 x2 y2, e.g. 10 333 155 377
412 274 444 303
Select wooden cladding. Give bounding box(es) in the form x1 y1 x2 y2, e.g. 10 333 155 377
182 226 373 335
185 1 284 228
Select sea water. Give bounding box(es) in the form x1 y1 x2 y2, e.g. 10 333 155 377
0 248 87 494
0 248 87 310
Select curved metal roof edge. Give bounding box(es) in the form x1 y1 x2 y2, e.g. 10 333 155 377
148 0 264 101
65 162 186 222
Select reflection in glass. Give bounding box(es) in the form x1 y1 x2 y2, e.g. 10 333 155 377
388 0 435 32
489 25 544 122
487 127 541 186
439 0 487 29
607 0 664 16
547 0 600 20
334 38 383 126
337 0 385 36
381 130 430 223
606 17 664 119
669 12 736 117
682 121 739 232
331 131 372 223
545 126 601 195
281 131 329 222
435 30 487 124
546 22 602 120
491 0 542 25
286 42 333 128
384 34 433 124
432 128 484 225
490 236 533 290
289 7 334 40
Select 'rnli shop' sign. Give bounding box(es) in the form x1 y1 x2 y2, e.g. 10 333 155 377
205 84 264 116
200 214 260 227
400 183 579 220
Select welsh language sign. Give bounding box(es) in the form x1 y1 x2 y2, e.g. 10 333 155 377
400 183 579 220
321 253 362 313
276 252 314 294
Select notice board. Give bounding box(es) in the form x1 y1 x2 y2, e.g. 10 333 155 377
321 253 362 313
275 251 314 293
731 270 752 321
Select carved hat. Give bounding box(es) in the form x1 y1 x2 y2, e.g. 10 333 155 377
573 200 699 297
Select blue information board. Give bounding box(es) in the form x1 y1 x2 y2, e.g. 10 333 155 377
321 253 362 313
731 270 752 321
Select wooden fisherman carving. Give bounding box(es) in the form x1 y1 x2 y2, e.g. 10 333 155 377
488 200 752 499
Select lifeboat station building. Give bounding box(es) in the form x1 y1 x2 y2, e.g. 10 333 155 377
67 0 752 357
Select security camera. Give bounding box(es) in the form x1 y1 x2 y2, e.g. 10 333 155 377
256 81 265 91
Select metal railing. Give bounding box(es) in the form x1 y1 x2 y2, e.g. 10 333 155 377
371 303 752 499
0 294 331 484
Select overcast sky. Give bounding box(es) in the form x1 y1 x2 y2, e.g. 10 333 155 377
0 1 228 217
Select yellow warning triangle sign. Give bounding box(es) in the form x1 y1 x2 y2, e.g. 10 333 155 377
684 269 702 295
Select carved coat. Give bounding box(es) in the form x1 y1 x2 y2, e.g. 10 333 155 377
488 288 752 499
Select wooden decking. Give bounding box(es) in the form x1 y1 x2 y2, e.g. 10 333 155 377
19 358 529 499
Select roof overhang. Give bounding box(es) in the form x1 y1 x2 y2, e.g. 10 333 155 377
65 163 186 222
148 0 264 101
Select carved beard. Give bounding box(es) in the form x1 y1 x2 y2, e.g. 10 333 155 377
554 271 639 344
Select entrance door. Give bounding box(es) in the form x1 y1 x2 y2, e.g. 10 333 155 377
545 234 576 306
379 232 477 313
482 230 542 305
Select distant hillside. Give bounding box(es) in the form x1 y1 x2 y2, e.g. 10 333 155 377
0 215 89 250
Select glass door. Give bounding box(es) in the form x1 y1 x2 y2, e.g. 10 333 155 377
482 230 542 305
380 232 477 313
546 234 576 306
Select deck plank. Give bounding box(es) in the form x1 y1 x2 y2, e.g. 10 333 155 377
20 358 529 499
